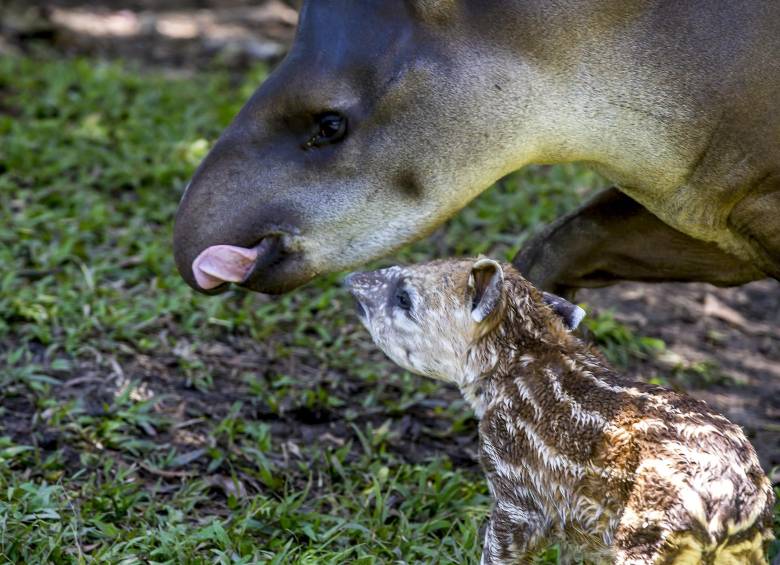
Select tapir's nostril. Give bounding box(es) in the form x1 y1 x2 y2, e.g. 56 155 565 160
344 272 369 319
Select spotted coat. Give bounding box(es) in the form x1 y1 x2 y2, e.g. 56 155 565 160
346 259 775 565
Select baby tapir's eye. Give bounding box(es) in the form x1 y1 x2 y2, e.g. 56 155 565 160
393 288 412 311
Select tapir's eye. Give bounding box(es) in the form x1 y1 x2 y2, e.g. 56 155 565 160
304 112 347 148
393 288 412 311
319 113 346 139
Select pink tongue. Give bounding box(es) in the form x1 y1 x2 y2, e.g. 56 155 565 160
192 245 258 290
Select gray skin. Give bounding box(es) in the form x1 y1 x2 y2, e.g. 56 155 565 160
173 0 780 297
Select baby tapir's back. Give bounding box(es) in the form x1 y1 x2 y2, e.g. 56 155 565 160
479 351 774 564
605 381 773 563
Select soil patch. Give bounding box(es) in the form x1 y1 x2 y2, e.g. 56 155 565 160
1 0 297 71
582 279 780 474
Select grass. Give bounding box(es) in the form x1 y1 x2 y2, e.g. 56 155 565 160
0 54 777 564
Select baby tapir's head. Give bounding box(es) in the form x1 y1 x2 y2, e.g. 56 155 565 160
345 258 585 386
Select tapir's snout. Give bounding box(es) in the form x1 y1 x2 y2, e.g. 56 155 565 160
344 270 386 301
174 217 307 296
171 100 321 296
343 272 369 319
344 269 397 321
172 149 309 295
345 271 378 320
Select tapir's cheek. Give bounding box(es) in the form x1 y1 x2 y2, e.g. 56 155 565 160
391 310 419 333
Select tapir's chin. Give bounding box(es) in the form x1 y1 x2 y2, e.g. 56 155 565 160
239 253 316 295
189 236 312 295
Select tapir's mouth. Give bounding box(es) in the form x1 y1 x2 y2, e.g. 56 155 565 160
343 272 371 321
192 236 284 291
352 298 366 319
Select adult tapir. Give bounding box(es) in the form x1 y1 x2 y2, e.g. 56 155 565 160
173 0 780 297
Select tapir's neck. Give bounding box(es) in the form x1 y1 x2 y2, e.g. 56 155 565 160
472 0 703 198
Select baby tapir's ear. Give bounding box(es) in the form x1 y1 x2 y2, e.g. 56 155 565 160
469 258 504 323
542 292 586 331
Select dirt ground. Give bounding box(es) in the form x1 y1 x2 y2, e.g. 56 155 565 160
3 0 778 478
1 0 298 70
582 280 780 475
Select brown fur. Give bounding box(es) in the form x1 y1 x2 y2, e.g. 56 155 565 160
347 259 775 564
174 2 780 296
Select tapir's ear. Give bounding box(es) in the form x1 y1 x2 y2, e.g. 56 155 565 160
542 292 586 331
469 258 504 323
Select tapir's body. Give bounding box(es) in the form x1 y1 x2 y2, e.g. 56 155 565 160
345 258 776 564
174 0 780 296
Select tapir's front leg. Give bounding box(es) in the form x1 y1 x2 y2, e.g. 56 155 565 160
514 187 764 297
480 502 549 565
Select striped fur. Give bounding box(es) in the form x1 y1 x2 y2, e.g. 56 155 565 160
347 259 775 564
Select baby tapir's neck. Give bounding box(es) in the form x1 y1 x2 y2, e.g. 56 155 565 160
466 340 638 523
463 336 630 451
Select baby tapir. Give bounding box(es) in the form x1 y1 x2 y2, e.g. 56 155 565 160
345 258 774 564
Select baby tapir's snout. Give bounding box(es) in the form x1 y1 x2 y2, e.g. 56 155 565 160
344 268 398 317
